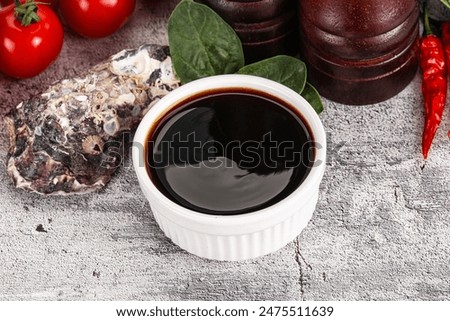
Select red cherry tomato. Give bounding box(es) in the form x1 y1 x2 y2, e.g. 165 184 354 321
59 0 136 38
0 4 64 78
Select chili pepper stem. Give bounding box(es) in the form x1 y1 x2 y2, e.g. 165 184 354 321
424 5 433 36
441 0 450 10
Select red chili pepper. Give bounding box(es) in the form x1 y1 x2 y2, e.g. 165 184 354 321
420 7 447 159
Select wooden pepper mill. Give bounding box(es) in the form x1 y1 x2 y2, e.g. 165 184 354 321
298 0 420 105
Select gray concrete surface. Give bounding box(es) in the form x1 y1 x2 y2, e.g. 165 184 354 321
1 0 450 300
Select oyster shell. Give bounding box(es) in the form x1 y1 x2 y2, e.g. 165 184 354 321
5 45 180 195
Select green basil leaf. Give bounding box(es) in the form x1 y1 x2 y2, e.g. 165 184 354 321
301 83 324 114
168 0 245 84
237 55 307 94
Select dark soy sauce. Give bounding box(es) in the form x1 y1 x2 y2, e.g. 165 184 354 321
145 88 314 215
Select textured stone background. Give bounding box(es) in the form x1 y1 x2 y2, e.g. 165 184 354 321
1 0 450 300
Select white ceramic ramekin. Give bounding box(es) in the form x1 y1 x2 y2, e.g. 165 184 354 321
133 75 326 261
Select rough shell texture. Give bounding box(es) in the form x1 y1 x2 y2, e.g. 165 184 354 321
5 45 180 195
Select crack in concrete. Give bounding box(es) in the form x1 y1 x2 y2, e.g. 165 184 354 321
394 185 399 203
298 250 313 271
294 238 306 300
337 212 350 231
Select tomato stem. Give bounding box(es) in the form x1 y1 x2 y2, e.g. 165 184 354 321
14 0 41 27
